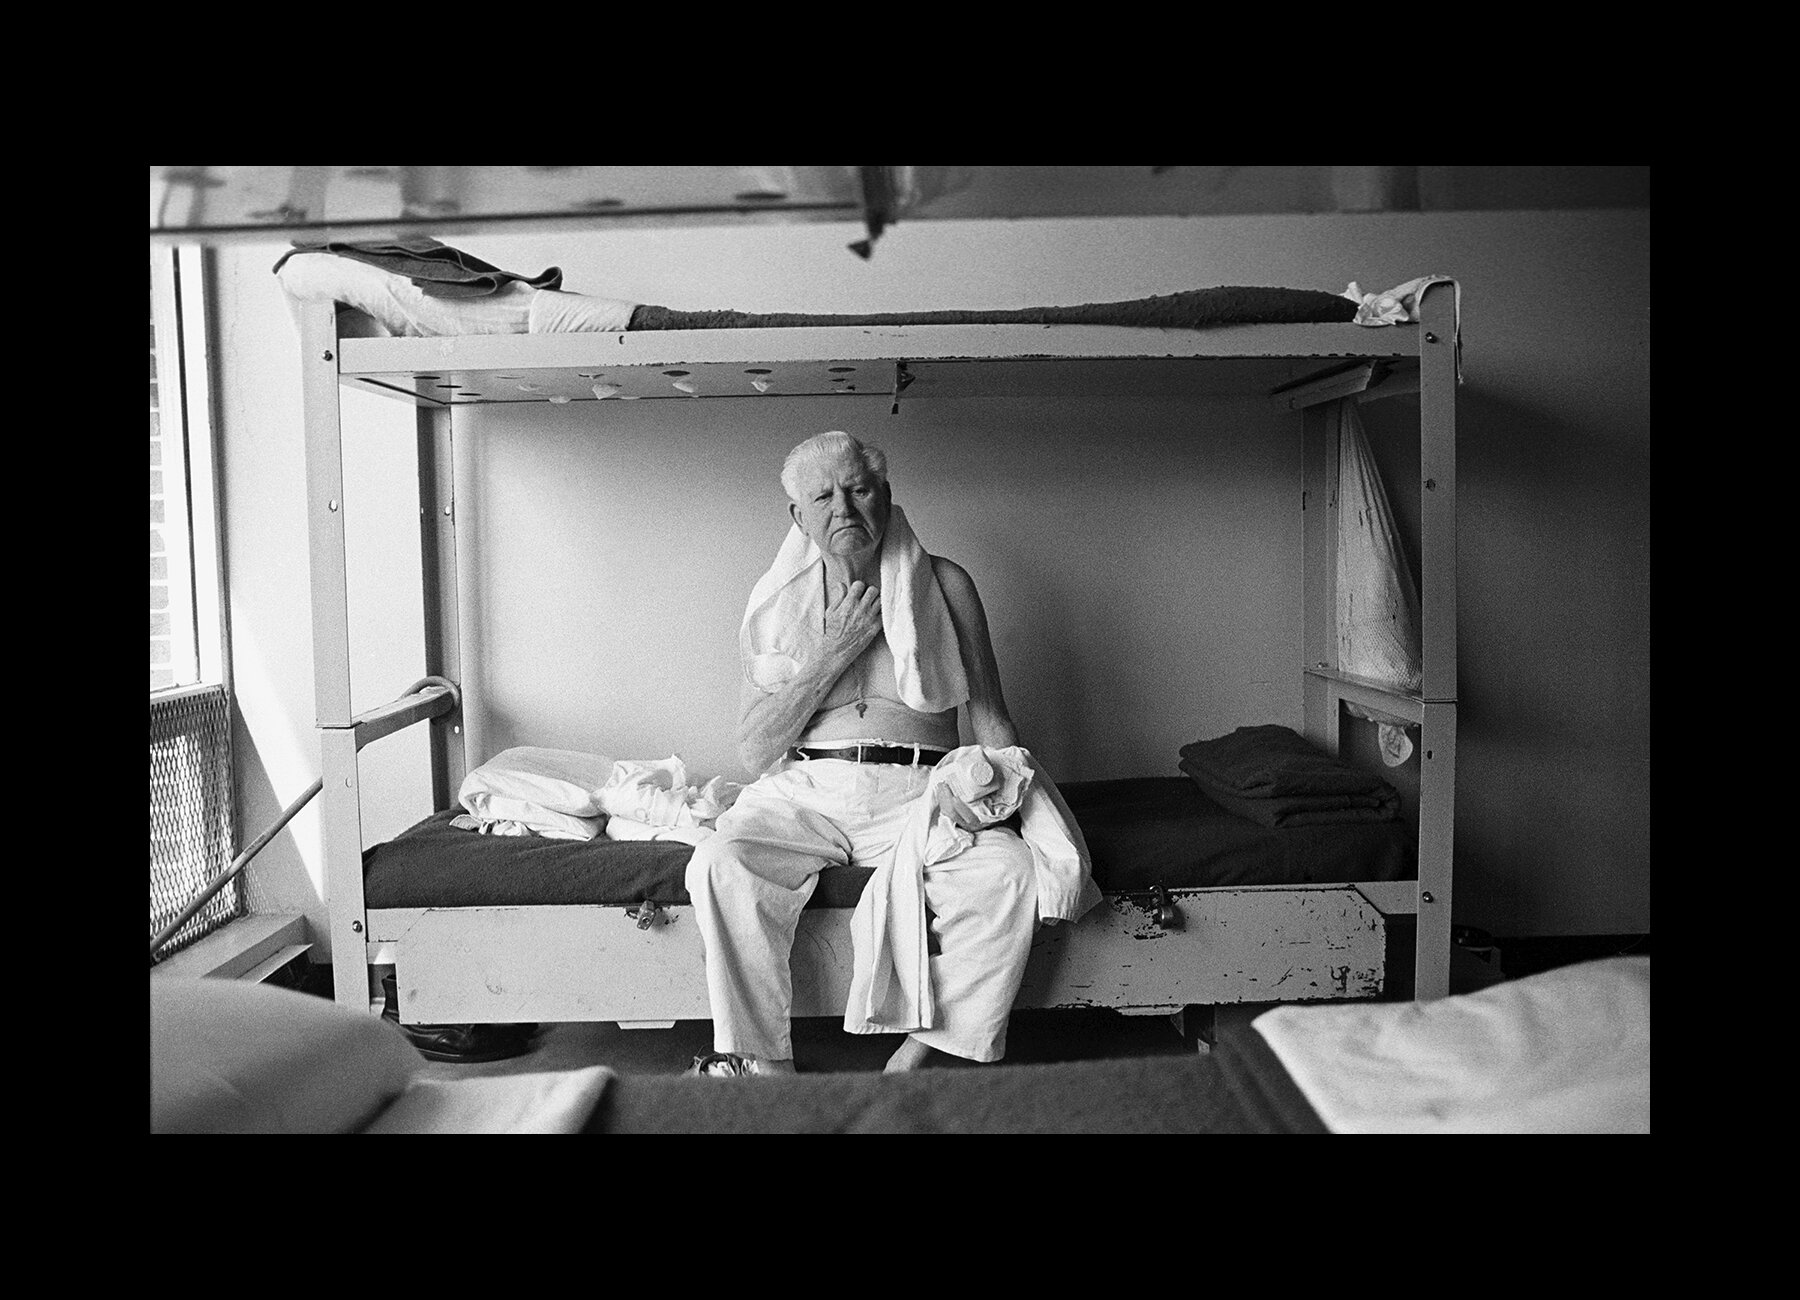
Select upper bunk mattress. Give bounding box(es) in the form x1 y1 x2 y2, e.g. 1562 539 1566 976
362 775 1413 911
276 242 1368 341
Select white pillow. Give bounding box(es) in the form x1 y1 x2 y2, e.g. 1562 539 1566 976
458 746 616 819
454 795 603 841
151 977 423 1134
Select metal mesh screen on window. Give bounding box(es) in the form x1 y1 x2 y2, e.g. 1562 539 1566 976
151 685 238 959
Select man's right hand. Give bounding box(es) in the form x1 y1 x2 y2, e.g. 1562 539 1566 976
737 579 884 773
818 579 883 661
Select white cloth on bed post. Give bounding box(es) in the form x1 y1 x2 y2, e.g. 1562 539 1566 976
1335 401 1424 765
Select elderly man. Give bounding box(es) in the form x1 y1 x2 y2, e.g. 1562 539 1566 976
685 431 1095 1076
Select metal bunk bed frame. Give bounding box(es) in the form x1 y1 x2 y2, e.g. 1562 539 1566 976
298 280 1458 1029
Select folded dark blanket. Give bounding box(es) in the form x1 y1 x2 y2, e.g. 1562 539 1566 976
1178 759 1398 829
1178 724 1392 799
627 285 1358 333
272 237 563 299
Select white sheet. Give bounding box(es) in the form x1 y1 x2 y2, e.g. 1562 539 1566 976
529 287 638 334
604 815 712 845
1342 274 1462 380
1253 956 1649 1134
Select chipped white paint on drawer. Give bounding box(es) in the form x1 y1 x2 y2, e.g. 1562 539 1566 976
1016 887 1384 1009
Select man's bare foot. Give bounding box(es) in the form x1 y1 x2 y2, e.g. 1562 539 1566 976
884 1037 935 1073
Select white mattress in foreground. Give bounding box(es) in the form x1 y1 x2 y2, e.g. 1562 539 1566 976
1254 956 1649 1134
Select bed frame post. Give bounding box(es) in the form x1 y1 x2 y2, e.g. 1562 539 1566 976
1413 280 1459 1001
1414 701 1456 1000
1300 402 1341 755
1417 283 1458 705
300 302 374 1009
300 303 352 730
319 727 373 1010
416 404 466 810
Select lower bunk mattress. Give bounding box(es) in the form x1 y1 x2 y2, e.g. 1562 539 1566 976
363 775 1415 911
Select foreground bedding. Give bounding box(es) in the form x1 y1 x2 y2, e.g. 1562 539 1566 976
586 1029 1327 1134
151 971 1324 1134
153 958 1647 1134
362 776 1414 910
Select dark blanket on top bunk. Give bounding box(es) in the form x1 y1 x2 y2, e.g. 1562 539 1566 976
626 286 1358 333
283 238 1360 333
586 1015 1327 1134
361 775 1413 911
274 238 565 297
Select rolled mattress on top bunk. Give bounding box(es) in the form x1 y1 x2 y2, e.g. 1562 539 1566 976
275 238 1368 339
360 774 1414 912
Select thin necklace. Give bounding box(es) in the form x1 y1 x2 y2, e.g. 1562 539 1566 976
827 570 870 717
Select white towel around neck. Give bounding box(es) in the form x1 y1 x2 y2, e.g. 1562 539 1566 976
739 503 968 713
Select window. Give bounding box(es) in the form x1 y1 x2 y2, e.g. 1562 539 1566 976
150 245 235 960
151 248 221 691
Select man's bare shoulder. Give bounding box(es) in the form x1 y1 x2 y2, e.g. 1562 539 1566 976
930 555 990 626
929 554 976 594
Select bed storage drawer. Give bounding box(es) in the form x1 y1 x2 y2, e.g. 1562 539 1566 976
1017 885 1383 1010
371 903 856 1026
370 884 1382 1025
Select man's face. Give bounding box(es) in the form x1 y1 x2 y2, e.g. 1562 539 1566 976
789 452 890 562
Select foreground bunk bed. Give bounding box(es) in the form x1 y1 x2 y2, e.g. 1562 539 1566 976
294 268 1461 1038
152 954 1647 1133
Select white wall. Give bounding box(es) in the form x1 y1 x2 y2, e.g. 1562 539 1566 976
451 389 1296 785
213 207 1650 948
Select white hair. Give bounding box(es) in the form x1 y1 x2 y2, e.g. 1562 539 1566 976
780 431 888 502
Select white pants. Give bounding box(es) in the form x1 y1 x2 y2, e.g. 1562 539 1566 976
684 759 1038 1063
